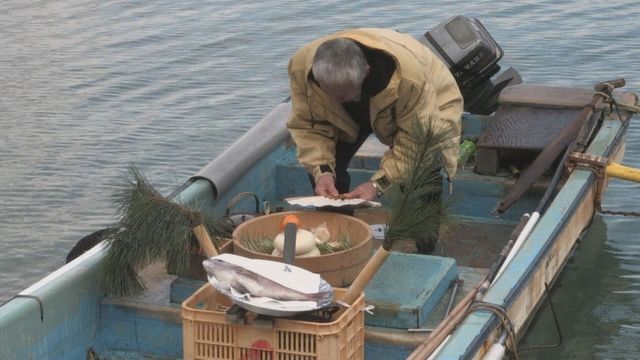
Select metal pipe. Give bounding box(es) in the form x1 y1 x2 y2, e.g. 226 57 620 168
445 280 460 317
482 332 508 360
493 212 540 284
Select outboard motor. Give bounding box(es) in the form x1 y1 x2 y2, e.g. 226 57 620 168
420 15 521 115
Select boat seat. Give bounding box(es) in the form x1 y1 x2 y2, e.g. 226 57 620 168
475 84 639 176
474 85 590 175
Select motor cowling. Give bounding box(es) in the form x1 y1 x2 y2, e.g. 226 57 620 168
420 15 521 115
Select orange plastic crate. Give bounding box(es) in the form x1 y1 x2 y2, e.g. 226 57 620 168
182 283 365 360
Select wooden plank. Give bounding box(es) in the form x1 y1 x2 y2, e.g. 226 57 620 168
475 147 499 175
498 85 594 109
499 84 639 109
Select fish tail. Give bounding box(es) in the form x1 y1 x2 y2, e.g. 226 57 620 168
309 289 334 306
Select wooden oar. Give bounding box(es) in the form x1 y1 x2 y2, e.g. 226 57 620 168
606 162 640 182
408 79 625 355
409 98 639 357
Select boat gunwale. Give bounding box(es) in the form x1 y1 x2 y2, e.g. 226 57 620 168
443 116 629 359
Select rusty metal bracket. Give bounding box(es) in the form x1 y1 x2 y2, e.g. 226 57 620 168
568 152 640 217
567 152 608 211
567 152 609 171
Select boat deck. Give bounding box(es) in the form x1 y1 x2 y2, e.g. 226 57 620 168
95 211 504 359
84 129 541 359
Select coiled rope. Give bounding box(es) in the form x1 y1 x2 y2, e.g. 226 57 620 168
466 301 520 360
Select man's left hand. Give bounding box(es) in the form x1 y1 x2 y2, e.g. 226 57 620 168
344 182 378 201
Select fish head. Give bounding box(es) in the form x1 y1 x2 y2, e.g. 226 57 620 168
202 257 223 271
202 258 236 282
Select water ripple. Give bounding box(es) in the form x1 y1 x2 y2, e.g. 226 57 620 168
1 1 640 357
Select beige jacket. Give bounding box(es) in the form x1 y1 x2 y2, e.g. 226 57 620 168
287 28 463 184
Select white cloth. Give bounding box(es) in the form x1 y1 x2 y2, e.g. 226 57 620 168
228 286 317 310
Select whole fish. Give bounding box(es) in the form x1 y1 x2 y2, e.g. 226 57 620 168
202 258 332 304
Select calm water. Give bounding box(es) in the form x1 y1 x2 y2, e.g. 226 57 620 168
1 1 639 358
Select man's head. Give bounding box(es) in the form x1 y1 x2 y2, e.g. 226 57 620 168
312 38 369 103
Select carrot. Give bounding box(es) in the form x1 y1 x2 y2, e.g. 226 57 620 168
279 214 301 230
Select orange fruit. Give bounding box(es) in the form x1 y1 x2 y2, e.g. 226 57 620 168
279 214 301 230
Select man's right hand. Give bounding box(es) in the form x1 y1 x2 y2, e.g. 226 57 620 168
315 174 339 197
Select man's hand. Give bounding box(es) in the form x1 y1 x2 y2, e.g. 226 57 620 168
315 174 339 197
344 182 378 201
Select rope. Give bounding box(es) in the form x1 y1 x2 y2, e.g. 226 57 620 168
597 83 640 114
571 162 640 217
612 95 640 114
518 283 564 353
568 92 640 217
467 301 520 360
599 208 640 217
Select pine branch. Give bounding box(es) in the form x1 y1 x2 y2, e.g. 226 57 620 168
382 120 456 250
102 165 225 297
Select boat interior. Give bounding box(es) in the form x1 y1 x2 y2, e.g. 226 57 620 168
103 85 587 358
1 83 634 360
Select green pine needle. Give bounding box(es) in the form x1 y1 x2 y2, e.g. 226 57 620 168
102 165 226 297
382 119 456 250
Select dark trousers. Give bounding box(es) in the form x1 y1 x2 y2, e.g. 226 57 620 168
415 170 443 253
307 128 373 193
306 128 372 216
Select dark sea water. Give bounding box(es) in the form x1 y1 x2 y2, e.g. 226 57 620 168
1 1 639 358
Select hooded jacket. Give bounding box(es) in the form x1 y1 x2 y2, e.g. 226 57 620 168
287 28 463 186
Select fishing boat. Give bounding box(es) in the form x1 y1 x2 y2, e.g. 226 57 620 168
1 16 639 360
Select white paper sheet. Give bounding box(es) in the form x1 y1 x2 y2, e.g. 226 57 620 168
285 195 381 208
213 253 320 294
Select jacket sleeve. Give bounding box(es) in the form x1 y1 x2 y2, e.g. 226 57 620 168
286 59 339 181
373 77 462 184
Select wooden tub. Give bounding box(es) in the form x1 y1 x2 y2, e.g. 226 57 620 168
232 211 373 287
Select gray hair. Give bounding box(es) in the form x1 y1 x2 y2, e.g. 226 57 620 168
312 38 368 90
